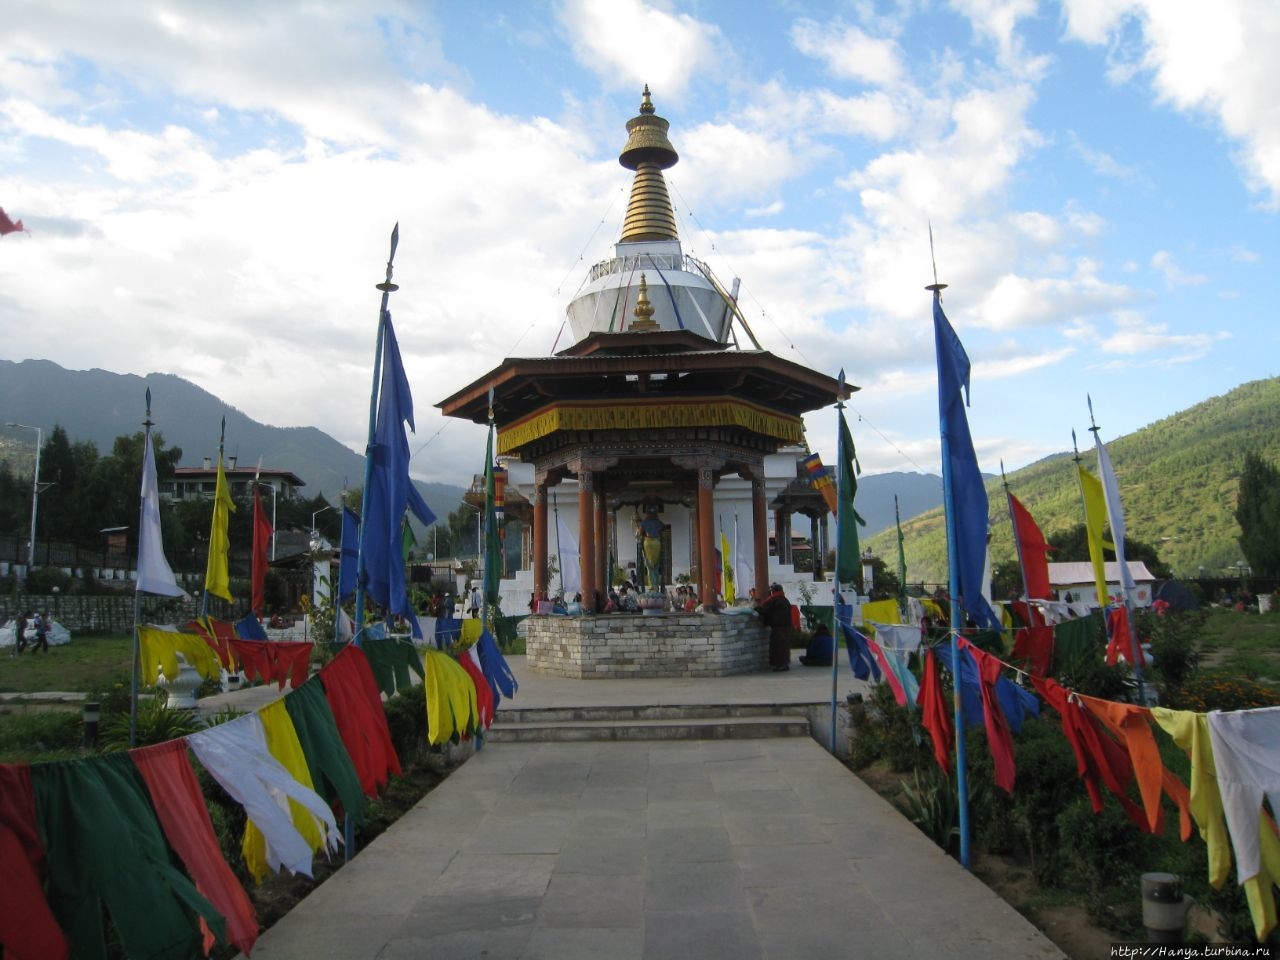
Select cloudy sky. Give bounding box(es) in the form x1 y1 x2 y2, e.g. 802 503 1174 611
2 0 1276 489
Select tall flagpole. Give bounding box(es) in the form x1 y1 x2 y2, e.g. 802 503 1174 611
1088 399 1146 702
482 387 495 626
130 389 154 748
929 264 971 871
354 224 399 647
829 370 846 754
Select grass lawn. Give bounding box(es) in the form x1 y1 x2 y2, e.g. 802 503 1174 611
1196 606 1280 680
0 632 135 694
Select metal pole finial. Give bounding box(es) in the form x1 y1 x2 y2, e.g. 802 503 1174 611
377 223 400 292
926 221 948 294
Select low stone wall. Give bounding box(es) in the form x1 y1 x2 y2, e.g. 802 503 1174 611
0 593 247 634
524 612 769 678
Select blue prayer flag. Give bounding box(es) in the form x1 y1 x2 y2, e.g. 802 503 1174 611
338 506 360 603
933 294 1001 632
361 313 423 637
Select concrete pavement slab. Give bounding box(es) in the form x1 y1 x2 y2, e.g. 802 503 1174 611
242 660 1066 960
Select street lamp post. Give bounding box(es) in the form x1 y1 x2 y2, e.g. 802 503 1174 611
306 505 334 643
6 423 44 571
311 505 333 544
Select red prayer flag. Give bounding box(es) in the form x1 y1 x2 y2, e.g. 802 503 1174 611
251 486 273 614
1008 492 1053 600
0 208 27 235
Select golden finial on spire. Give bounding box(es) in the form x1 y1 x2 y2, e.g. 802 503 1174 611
629 273 660 332
619 85 679 243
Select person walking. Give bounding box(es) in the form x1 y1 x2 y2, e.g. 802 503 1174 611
31 611 49 653
12 611 28 656
757 584 793 671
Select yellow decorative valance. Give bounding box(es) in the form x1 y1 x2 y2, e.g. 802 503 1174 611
498 396 804 455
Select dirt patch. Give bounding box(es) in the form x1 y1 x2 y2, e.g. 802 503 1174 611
973 854 1118 960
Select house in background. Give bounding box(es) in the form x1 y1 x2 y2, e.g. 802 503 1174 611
160 456 306 503
1048 561 1157 607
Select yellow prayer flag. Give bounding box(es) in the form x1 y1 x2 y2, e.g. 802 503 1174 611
720 530 735 604
1077 463 1111 604
204 453 236 602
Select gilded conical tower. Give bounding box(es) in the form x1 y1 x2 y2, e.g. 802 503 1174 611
618 86 679 242
564 87 734 343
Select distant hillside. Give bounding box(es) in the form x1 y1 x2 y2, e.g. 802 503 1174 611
863 377 1280 583
0 358 465 519
855 471 945 538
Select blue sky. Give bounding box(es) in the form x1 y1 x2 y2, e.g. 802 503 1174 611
1 1 1276 489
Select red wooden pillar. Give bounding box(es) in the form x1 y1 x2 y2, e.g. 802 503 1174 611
594 488 609 605
752 475 769 601
532 483 548 601
697 466 717 607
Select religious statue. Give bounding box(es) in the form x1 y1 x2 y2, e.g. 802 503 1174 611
634 505 665 591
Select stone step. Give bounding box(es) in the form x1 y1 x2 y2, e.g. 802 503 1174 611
486 714 813 743
496 702 823 724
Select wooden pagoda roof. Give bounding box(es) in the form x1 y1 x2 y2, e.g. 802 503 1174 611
436 331 856 428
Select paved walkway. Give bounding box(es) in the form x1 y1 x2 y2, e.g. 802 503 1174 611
244 657 1066 960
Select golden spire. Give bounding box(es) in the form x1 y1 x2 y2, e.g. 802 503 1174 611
629 273 660 332
618 85 679 243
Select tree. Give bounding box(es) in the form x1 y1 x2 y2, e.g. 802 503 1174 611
1236 450 1280 577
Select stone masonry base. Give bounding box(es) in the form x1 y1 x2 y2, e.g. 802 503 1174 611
524 612 769 678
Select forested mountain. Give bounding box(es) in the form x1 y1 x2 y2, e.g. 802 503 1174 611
863 377 1280 584
0 358 465 519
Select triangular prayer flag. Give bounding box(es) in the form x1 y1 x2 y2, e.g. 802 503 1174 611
361 313 428 636
338 507 359 603
204 452 235 602
720 530 735 604
835 406 865 583
1007 492 1052 601
400 516 416 563
251 485 273 614
0 208 27 235
1093 431 1138 600
482 421 501 611
802 452 838 515
1077 462 1111 604
136 430 187 598
895 496 908 614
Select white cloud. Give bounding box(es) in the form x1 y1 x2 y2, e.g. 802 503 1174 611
791 19 906 86
557 0 722 97
1094 311 1224 361
976 263 1138 330
6 1 439 147
1062 0 1280 208
950 0 1043 74
1150 250 1208 288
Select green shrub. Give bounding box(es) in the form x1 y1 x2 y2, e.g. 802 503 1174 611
0 709 84 761
900 765 960 854
101 694 204 750
1136 608 1204 690
383 683 428 766
848 682 927 772
1057 796 1145 930
1001 717 1081 885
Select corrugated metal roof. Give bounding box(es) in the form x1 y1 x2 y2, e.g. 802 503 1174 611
1047 561 1155 584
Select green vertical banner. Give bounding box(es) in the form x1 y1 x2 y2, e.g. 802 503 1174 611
835 407 864 583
